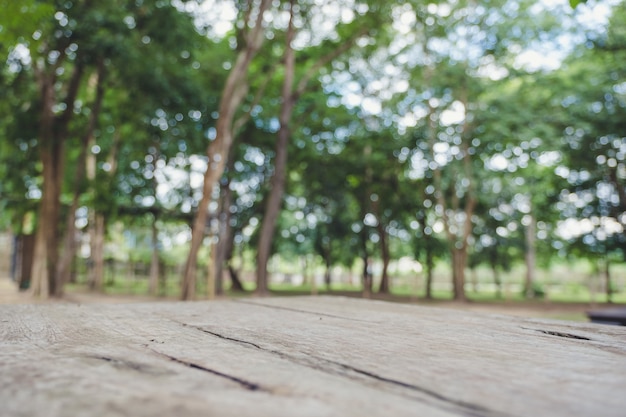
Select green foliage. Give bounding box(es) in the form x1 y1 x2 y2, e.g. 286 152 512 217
569 0 587 8
0 0 54 46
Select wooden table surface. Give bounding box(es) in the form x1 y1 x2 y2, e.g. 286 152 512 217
1 296 625 417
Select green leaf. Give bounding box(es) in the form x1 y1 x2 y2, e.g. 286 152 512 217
569 0 586 8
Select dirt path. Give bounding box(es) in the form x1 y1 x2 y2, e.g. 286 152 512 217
0 276 33 304
0 276 609 323
0 276 163 305
338 291 600 322
434 299 593 322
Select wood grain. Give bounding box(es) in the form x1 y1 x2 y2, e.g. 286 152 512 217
1 296 625 417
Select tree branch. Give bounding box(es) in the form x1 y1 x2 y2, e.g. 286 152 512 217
233 63 278 135
294 26 370 98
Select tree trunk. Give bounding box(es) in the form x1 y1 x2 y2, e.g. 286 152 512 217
470 267 478 293
324 257 332 291
57 215 79 289
214 178 233 296
42 144 63 297
206 245 216 300
149 214 159 296
36 116 63 296
299 256 308 287
303 256 317 295
31 72 55 298
221 213 245 293
607 166 626 244
214 235 224 296
255 0 367 294
492 262 502 299
256 1 296 295
89 214 105 292
425 242 434 300
377 222 391 294
255 127 289 294
30 226 49 297
524 212 536 298
362 255 372 298
86 118 100 292
31 54 84 298
452 247 467 301
428 80 475 303
604 257 612 303
15 234 35 290
182 0 271 301
58 61 106 286
227 265 246 292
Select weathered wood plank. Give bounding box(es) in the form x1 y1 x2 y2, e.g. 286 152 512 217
1 296 625 417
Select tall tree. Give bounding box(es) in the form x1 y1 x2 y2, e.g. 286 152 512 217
254 0 298 295
28 2 89 297
551 1 626 300
254 0 386 293
181 0 272 300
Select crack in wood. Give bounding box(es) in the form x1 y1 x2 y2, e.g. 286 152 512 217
89 355 170 375
188 326 514 417
92 355 141 369
196 328 263 350
521 326 626 358
522 327 592 341
321 359 512 417
147 348 266 392
537 330 591 340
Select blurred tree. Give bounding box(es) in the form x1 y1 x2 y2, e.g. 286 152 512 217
550 1 626 301
254 0 395 294
181 0 272 300
1 0 211 297
390 0 580 300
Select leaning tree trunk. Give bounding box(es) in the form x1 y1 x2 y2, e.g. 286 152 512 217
222 215 246 292
255 124 290 294
255 1 370 295
181 64 240 300
227 265 246 292
87 129 119 293
181 0 271 301
58 61 106 286
255 0 296 295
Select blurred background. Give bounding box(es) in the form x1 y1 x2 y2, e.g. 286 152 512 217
0 0 624 306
